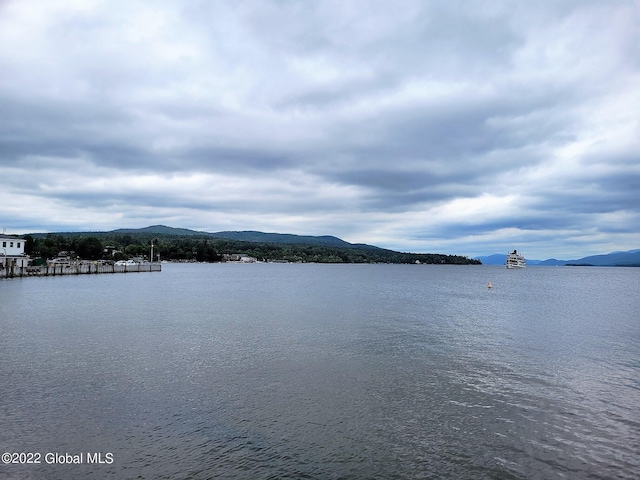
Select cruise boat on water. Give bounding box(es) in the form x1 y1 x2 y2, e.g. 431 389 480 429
506 250 526 268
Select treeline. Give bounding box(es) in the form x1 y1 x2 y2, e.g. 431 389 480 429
24 232 481 265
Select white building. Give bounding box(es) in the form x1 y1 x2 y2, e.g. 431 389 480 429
222 253 258 263
1 235 25 255
1 235 30 268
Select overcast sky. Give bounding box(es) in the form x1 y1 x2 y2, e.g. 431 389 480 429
1 1 639 259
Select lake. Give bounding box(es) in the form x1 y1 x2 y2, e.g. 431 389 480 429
1 263 638 479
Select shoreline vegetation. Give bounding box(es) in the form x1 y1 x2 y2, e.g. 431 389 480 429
23 226 481 265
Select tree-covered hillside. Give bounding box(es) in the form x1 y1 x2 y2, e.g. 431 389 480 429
24 229 481 265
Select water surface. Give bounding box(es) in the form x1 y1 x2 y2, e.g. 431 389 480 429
1 264 638 479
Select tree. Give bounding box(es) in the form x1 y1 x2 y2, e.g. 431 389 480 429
76 237 104 260
23 235 35 255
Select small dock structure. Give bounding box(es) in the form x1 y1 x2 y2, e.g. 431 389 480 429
1 260 161 279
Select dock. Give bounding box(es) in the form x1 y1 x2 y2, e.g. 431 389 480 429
1 261 161 278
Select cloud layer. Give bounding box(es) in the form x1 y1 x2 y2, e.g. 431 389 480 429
1 0 639 258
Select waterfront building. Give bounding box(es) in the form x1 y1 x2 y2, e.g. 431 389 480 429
0 234 30 268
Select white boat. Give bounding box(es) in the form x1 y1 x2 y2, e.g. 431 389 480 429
506 250 526 268
115 260 139 266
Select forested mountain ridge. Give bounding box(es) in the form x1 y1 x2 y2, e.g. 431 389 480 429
23 225 481 265
111 225 373 248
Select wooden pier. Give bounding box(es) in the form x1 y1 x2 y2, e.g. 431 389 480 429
1 261 161 278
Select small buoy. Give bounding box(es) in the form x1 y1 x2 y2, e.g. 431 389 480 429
487 281 493 289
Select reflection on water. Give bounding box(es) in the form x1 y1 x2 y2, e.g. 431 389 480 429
1 264 638 479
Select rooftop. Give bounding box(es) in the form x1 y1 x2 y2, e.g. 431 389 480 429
0 234 27 241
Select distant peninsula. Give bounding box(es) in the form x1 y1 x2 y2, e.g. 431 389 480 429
24 225 481 265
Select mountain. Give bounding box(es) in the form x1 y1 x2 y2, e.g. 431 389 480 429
207 230 357 248
110 225 208 236
476 249 640 267
566 249 640 266
537 258 566 266
108 225 382 249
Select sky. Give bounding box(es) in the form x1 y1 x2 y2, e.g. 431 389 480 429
1 0 639 259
